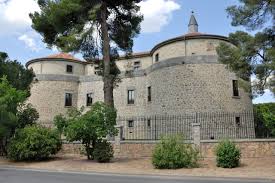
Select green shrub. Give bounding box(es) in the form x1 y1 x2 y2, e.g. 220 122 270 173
152 135 199 169
93 140 114 163
7 125 62 161
60 102 117 160
215 139 241 168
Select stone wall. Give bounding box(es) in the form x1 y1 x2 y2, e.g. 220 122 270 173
29 60 85 75
27 37 253 133
61 139 275 159
27 56 253 129
152 39 228 62
200 139 275 158
27 80 79 125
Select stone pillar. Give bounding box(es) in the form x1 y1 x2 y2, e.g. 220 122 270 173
114 125 123 156
192 123 201 147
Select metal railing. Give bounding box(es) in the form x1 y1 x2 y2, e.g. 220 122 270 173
117 115 193 140
117 111 262 141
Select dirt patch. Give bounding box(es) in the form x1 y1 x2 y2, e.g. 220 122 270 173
0 155 274 180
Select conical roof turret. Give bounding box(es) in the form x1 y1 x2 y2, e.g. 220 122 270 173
188 11 198 33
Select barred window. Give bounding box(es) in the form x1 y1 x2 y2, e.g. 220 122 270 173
127 90 135 104
128 120 134 127
65 93 72 107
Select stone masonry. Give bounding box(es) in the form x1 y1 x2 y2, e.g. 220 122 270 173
26 14 254 138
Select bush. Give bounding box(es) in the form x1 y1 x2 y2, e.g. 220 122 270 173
59 102 117 160
254 103 275 137
215 139 241 168
17 103 39 129
152 135 199 169
7 125 62 161
93 140 114 163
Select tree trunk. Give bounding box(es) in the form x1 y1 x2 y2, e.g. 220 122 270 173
101 2 114 107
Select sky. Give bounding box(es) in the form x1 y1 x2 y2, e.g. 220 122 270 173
0 0 274 104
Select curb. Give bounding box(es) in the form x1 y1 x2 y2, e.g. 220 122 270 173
0 165 274 182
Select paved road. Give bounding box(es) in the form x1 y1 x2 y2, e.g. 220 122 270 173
0 168 273 183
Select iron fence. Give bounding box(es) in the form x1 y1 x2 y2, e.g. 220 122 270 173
117 111 268 141
117 115 193 140
199 111 255 140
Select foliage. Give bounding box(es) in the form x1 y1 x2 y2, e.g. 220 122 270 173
93 140 114 163
30 0 143 106
17 103 39 129
254 103 275 137
215 139 241 168
0 77 27 113
7 125 61 161
54 107 83 135
53 114 67 135
226 0 274 30
217 29 274 96
263 112 275 136
55 102 117 160
0 52 35 94
218 0 275 96
0 52 37 156
0 77 28 155
0 106 18 156
152 135 199 169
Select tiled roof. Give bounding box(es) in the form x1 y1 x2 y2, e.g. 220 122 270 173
44 53 82 61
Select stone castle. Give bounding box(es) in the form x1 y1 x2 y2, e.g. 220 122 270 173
26 14 254 138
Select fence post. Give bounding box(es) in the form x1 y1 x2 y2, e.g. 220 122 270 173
192 123 201 147
114 125 123 156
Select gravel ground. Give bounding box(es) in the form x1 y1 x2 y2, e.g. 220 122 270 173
0 155 274 180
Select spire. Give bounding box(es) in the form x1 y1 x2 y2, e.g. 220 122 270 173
188 11 198 33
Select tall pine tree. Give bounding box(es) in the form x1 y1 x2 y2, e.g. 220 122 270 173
217 0 274 96
30 0 143 107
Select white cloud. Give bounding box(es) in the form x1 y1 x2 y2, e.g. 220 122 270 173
138 0 181 33
18 33 41 52
0 0 40 35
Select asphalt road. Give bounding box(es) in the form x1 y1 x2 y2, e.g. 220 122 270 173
0 168 273 183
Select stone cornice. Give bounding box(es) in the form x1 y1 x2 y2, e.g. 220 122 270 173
26 34 230 67
150 34 230 54
26 58 88 68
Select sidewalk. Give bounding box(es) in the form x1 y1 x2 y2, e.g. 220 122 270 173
0 155 274 180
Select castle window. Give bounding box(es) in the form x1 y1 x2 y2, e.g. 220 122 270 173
128 120 134 128
235 117 241 127
86 93 93 106
127 89 135 104
94 65 100 75
133 61 141 71
65 93 72 107
155 53 159 62
66 65 73 73
147 86 151 102
232 80 239 97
